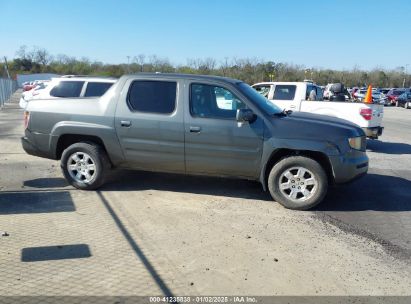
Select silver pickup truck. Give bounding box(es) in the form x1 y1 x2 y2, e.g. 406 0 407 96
22 73 368 210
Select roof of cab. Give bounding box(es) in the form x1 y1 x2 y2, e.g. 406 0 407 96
51 77 117 83
120 73 243 85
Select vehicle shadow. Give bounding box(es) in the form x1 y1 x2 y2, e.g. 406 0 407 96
21 244 91 262
316 173 411 212
0 190 75 214
102 170 272 201
21 172 411 212
23 177 69 188
367 140 411 154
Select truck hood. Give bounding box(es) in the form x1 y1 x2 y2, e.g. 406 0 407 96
270 111 365 141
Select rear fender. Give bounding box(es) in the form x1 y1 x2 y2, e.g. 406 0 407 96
50 121 125 163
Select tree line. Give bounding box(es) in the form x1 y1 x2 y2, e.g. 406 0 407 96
1 45 410 88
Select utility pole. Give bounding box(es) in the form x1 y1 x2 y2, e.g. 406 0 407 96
3 57 11 79
403 64 410 87
126 56 130 74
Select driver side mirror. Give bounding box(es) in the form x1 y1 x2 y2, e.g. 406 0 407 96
236 109 256 123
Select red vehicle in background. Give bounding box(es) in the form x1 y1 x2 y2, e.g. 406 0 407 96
351 87 359 98
23 82 35 91
386 88 406 106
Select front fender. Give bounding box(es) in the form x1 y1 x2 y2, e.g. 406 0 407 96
259 137 340 190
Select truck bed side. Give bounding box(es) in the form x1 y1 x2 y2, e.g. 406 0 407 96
299 101 384 128
24 83 125 163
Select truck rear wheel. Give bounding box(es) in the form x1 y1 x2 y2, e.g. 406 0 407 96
268 156 328 210
61 142 110 190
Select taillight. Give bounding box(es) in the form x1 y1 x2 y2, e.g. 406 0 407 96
24 111 30 129
360 108 372 121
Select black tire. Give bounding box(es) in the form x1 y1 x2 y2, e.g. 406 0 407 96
61 142 110 190
267 156 328 210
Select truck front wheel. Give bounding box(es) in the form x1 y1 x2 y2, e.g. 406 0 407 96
268 156 328 210
61 142 109 190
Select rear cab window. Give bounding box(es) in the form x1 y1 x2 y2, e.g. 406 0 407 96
306 85 315 100
305 85 323 101
253 85 271 98
84 82 114 97
273 85 296 100
50 81 85 98
127 80 177 114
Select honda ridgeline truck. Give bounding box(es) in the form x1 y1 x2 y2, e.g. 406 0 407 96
22 74 368 210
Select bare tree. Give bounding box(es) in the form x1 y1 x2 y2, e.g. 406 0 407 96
220 57 230 76
16 45 29 59
32 47 53 66
133 54 146 72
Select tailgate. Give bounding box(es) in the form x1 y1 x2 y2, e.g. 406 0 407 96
367 104 384 127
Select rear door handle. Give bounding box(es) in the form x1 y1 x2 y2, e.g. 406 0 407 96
120 120 132 127
189 126 201 133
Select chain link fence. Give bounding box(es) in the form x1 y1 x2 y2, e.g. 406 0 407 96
0 78 18 108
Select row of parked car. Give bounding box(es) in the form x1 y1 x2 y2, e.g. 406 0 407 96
347 87 411 108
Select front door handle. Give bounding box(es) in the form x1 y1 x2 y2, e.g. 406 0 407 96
189 126 201 133
120 120 132 127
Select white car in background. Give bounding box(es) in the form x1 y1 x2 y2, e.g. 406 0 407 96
19 81 50 108
20 77 117 109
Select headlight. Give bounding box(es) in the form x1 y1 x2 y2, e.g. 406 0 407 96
348 136 366 151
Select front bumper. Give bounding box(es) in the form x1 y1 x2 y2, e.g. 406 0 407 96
362 126 383 139
329 150 369 184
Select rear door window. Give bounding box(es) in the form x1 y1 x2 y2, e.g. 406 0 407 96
127 80 177 114
273 85 296 100
253 85 271 98
50 81 85 98
84 82 113 97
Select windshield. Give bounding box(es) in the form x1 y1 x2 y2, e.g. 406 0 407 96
237 82 282 115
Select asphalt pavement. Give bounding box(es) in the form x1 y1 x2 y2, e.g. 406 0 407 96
314 106 411 256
